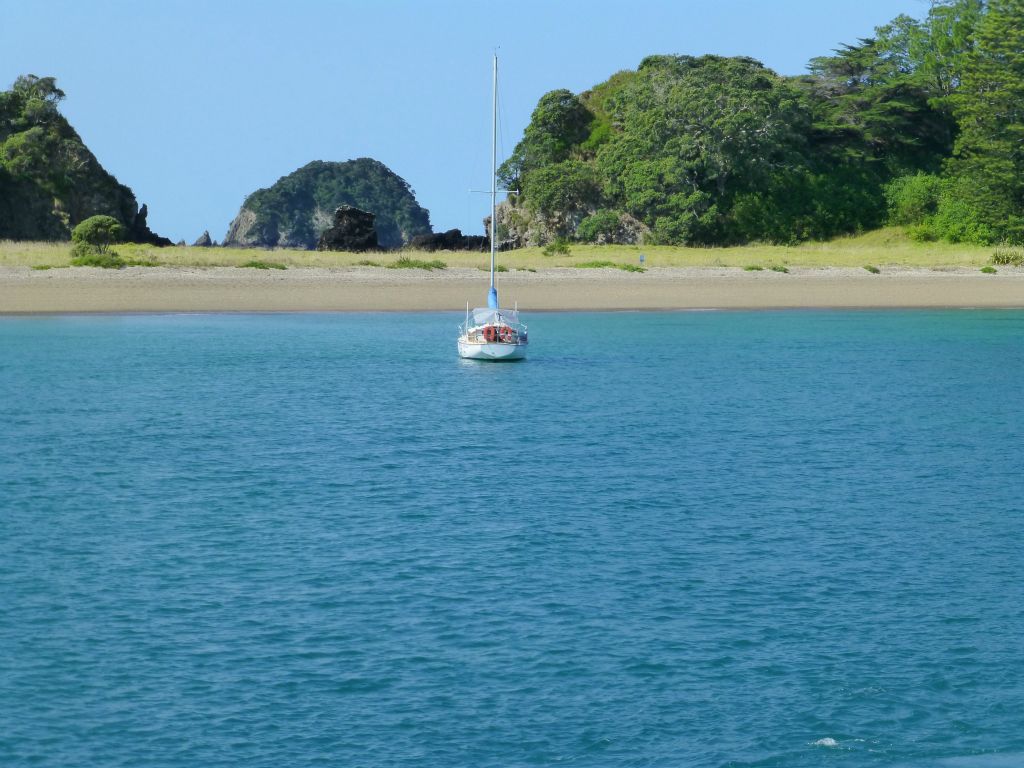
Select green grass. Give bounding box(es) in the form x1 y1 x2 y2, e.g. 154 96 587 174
238 260 287 270
70 250 128 268
479 264 509 272
743 264 764 271
0 228 1001 270
768 264 789 273
31 264 54 270
618 264 646 273
355 259 381 266
387 256 446 270
864 265 881 274
992 247 1024 266
980 265 998 274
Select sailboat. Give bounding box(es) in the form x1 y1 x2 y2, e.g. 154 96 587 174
457 55 528 361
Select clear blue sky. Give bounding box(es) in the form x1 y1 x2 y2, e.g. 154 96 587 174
1 0 929 243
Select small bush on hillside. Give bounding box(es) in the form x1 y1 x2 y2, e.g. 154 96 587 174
542 238 571 256
885 173 942 226
576 210 621 242
907 178 997 245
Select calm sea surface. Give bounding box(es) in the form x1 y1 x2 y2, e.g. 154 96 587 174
1 311 1023 768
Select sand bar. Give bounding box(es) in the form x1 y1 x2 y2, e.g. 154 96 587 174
1 266 1023 313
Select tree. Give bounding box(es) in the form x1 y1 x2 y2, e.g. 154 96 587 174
72 215 125 252
498 89 594 188
950 0 1024 241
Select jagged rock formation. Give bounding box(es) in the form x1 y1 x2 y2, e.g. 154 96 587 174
129 204 172 246
223 158 432 250
409 228 488 252
192 230 213 247
316 206 379 252
0 75 169 244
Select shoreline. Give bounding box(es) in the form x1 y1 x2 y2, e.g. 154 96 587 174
1 266 1023 314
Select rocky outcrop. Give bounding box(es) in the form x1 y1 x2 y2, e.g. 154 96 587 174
192 230 213 247
0 75 169 244
493 200 648 248
223 159 432 250
316 206 379 251
409 228 488 252
129 204 173 246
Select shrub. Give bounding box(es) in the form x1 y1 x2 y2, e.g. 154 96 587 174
980 266 997 274
479 264 509 272
743 265 764 271
542 238 571 256
885 173 942 226
992 248 1024 266
574 260 616 268
617 264 646 273
387 257 446 270
70 249 126 268
909 178 997 245
355 259 380 266
769 264 789 273
71 215 125 252
576 210 622 242
864 265 881 274
238 260 287 270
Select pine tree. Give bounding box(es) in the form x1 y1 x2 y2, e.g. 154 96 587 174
952 0 1024 241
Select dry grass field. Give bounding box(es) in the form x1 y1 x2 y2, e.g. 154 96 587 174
0 228 996 271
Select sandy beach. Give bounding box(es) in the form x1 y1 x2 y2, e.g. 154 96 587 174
1 265 1023 313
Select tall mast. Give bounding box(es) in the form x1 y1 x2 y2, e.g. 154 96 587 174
487 54 499 310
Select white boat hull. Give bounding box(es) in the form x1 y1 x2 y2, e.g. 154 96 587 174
458 340 527 361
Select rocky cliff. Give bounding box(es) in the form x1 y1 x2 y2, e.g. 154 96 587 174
223 159 432 250
0 75 168 244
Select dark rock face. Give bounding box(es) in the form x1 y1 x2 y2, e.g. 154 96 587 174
316 206 379 252
129 204 173 246
192 230 213 247
409 228 489 252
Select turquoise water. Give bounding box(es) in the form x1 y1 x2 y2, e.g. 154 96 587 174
1 311 1023 768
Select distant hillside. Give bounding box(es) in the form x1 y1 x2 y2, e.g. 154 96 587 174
499 0 1022 247
224 159 432 249
0 75 167 243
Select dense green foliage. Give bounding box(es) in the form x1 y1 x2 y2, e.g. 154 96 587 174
72 215 125 250
504 0 1024 246
230 159 432 249
0 75 144 240
946 0 1024 242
